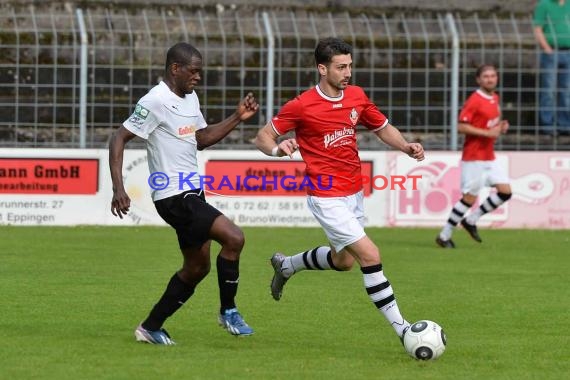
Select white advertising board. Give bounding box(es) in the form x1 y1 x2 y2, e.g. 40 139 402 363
1 149 569 228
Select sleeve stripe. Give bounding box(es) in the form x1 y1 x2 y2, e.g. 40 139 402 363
270 121 282 136
370 119 389 132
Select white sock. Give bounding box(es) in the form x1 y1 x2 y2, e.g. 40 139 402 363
439 199 471 240
440 224 454 240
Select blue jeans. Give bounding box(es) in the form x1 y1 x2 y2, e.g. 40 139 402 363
539 51 570 133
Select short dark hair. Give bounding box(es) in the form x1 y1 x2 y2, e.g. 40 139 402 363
165 42 202 72
314 37 353 66
475 64 496 78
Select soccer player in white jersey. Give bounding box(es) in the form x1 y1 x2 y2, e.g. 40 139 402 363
436 64 512 248
254 37 425 349
109 42 259 344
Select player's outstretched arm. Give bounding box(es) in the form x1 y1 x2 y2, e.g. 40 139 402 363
254 123 298 158
196 92 259 150
375 123 425 161
109 126 137 218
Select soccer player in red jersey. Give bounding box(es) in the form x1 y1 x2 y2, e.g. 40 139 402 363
436 64 512 248
255 37 425 346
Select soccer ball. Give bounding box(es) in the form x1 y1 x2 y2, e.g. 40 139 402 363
403 320 447 360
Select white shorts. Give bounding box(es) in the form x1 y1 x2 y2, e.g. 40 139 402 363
307 191 366 253
461 160 510 196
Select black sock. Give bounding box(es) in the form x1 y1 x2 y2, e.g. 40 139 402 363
141 273 195 331
217 256 239 314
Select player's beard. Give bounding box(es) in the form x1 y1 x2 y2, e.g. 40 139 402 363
335 78 350 90
482 84 496 94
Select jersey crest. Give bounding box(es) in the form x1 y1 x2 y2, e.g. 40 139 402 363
349 108 359 125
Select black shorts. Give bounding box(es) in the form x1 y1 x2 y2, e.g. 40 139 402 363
154 189 223 249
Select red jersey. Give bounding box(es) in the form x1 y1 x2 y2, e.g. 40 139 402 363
459 89 501 161
271 84 388 196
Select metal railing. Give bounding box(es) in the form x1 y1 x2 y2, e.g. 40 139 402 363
0 5 568 150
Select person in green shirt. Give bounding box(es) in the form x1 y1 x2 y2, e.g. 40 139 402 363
533 0 570 135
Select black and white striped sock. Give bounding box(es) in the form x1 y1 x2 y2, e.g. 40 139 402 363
362 264 409 337
281 246 339 277
440 199 471 239
466 192 511 224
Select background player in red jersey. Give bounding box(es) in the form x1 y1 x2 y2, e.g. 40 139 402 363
436 64 512 248
255 37 424 347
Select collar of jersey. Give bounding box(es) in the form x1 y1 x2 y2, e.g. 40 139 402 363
316 84 344 102
476 88 494 100
159 81 188 104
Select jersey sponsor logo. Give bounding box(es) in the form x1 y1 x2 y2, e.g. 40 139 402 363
134 104 149 119
323 127 355 149
349 108 359 125
127 115 145 127
178 125 197 136
128 104 150 127
487 116 500 128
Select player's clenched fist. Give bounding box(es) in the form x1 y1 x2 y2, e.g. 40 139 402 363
406 142 425 161
238 92 259 121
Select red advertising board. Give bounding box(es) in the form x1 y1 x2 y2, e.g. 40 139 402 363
0 158 99 194
205 160 373 196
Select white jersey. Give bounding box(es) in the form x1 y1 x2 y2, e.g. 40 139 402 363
123 81 207 201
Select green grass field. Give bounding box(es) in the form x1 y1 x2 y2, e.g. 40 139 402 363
1 226 568 380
